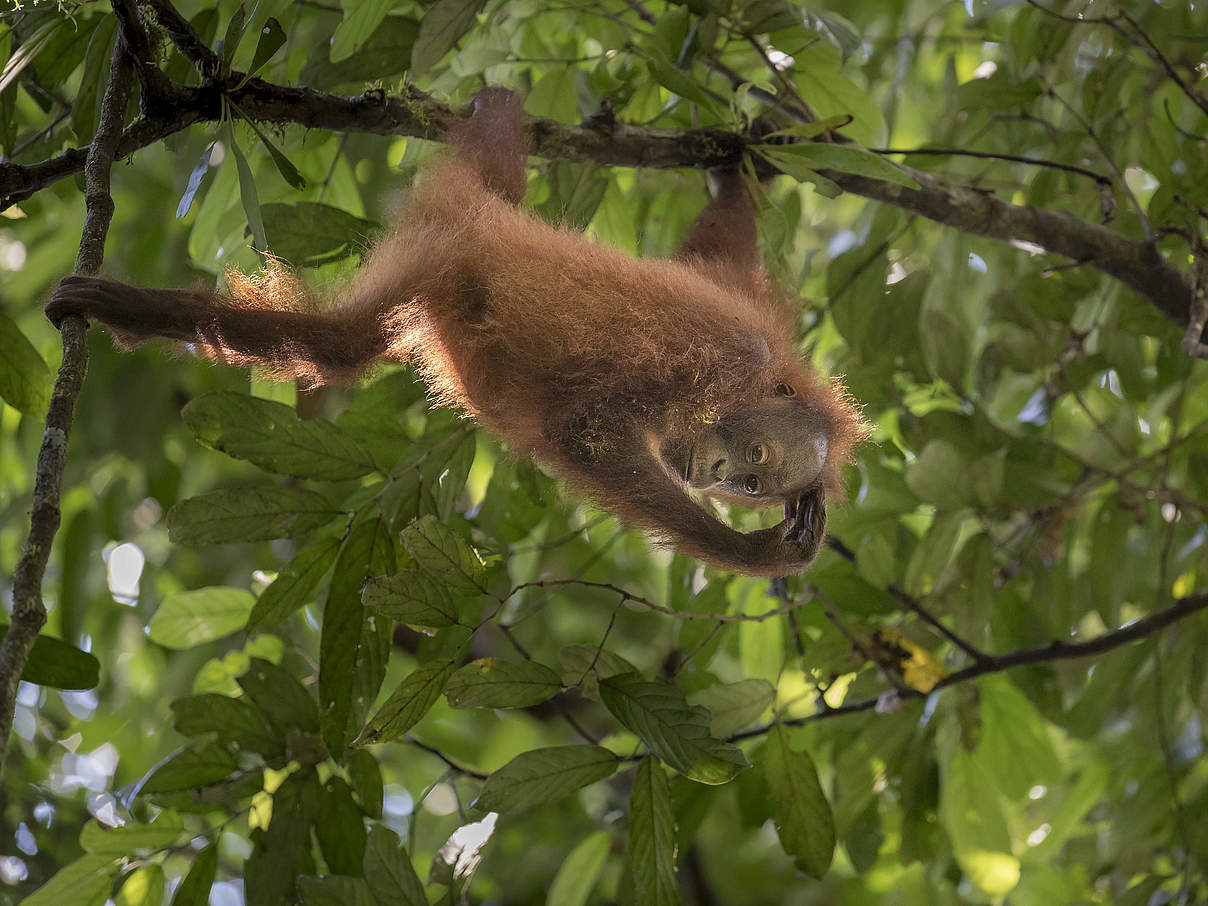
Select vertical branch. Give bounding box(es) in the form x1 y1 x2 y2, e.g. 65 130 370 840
0 42 133 775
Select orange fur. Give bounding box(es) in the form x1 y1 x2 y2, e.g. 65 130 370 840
47 88 864 575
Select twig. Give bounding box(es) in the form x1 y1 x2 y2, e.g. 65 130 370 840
872 147 1109 186
826 536 989 662
405 735 488 780
730 591 1208 741
0 42 133 776
507 578 805 623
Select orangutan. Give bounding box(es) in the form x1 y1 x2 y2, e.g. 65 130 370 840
46 88 863 575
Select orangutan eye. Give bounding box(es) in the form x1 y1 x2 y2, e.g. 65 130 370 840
775 382 796 397
749 444 768 464
743 475 760 494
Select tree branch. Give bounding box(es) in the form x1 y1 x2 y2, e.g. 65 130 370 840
731 591 1208 741
0 42 133 775
0 71 1192 327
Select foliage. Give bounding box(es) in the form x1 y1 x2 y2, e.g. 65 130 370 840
2 0 1207 904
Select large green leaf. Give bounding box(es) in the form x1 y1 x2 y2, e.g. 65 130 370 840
0 312 50 415
761 724 835 879
0 626 99 689
167 487 339 544
21 853 114 906
627 758 677 906
474 746 618 813
148 587 255 649
600 673 749 785
444 658 564 709
410 0 484 77
358 659 455 745
363 825 427 906
363 569 461 630
260 202 380 267
400 515 486 595
246 535 340 632
183 392 375 480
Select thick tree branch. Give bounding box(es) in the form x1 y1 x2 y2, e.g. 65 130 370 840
0 74 1192 327
0 43 132 775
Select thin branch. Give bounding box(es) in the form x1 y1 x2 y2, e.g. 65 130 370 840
0 41 133 776
730 591 1208 741
143 0 221 77
826 536 989 662
871 147 1110 187
405 735 488 780
507 578 805 623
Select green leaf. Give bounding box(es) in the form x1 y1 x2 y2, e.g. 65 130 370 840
261 202 380 268
71 13 116 143
941 749 1020 897
410 0 484 78
535 162 608 231
363 825 427 906
139 743 238 795
686 679 775 737
975 675 1061 799
80 812 183 855
315 777 367 876
792 47 888 146
761 724 835 878
0 312 50 415
0 626 99 689
21 853 114 906
363 569 461 630
246 771 320 906
247 536 340 632
627 758 677 906
599 673 749 785
547 831 611 906
170 846 217 906
320 518 391 755
359 659 455 745
751 146 842 196
400 515 486 594
167 487 339 544
184 392 374 480
225 119 267 253
0 18 62 95
116 864 165 906
247 17 285 77
330 0 395 62
905 440 970 509
220 3 248 72
347 749 384 819
148 587 255 649
643 51 718 112
300 16 418 86
238 657 321 734
232 104 306 190
756 143 918 189
474 746 618 813
445 658 564 709
170 693 277 755
297 876 375 906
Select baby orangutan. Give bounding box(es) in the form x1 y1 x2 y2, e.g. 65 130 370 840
46 88 864 576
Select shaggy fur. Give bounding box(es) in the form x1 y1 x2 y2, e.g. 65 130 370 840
47 88 864 575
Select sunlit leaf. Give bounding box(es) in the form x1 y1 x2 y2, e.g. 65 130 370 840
149 587 255 649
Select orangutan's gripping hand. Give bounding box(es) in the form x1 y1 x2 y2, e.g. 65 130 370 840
747 486 827 571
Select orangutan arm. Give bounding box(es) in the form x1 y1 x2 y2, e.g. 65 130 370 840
676 170 761 278
580 441 827 576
